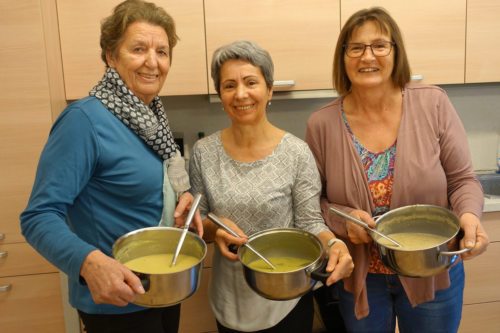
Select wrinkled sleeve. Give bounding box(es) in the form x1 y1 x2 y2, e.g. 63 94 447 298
437 91 484 217
305 112 351 238
20 106 98 282
189 141 209 218
292 142 329 236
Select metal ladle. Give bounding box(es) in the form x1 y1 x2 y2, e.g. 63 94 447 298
207 212 276 270
329 207 402 247
171 193 203 266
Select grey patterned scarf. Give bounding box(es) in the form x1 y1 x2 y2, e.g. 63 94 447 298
89 67 178 160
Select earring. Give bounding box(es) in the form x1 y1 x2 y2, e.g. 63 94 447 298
268 101 272 106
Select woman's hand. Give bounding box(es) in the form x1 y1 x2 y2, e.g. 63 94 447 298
459 212 489 260
324 238 354 286
80 250 145 306
213 217 247 261
344 209 374 244
174 192 203 237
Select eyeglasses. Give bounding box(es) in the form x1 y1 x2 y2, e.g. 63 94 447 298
344 41 395 58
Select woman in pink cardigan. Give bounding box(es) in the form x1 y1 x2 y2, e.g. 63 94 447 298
305 7 489 333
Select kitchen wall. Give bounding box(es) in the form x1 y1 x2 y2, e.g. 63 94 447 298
164 83 500 172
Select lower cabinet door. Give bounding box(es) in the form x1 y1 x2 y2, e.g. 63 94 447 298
463 242 500 304
0 273 65 333
179 268 217 333
460 301 500 332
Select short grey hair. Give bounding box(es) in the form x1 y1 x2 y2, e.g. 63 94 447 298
211 40 274 96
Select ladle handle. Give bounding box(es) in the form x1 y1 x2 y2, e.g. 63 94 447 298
207 213 276 269
171 193 202 266
207 212 242 239
184 193 203 231
329 207 402 247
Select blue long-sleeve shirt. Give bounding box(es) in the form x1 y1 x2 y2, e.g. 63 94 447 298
20 96 163 314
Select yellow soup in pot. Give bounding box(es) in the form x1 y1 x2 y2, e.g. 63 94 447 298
124 253 199 274
246 256 312 272
378 232 450 250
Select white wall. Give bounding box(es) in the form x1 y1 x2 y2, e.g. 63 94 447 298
164 83 500 171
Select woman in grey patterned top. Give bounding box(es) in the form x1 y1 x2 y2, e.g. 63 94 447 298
189 40 354 333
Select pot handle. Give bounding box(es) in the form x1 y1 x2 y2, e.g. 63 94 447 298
439 247 471 265
439 247 471 257
308 258 329 283
135 272 151 292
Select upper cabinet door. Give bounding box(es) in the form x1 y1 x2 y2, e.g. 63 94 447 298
0 0 54 244
57 0 207 100
204 0 340 94
466 0 500 83
341 1 466 85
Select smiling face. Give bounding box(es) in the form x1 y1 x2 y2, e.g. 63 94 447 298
344 20 395 91
106 21 170 104
219 59 273 126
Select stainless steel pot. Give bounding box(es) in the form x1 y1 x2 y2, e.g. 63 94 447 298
238 228 328 300
374 205 469 277
112 226 206 307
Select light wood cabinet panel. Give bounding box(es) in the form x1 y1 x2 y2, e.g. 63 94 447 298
0 243 57 277
461 212 500 331
341 1 466 84
178 244 215 332
204 0 340 94
0 196 28 244
179 268 217 333
0 2 67 332
40 0 68 120
463 242 500 304
204 242 214 268
57 0 207 100
466 0 500 83
0 273 65 333
0 0 53 244
460 301 500 333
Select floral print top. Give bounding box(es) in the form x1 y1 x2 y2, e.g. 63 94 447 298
342 109 395 274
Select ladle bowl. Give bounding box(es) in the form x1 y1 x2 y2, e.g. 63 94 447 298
207 213 276 269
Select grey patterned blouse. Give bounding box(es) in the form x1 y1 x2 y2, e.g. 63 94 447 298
189 131 328 331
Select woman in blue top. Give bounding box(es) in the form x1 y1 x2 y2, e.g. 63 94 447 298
20 1 201 332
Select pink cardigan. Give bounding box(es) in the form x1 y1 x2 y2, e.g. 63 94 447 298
305 84 483 319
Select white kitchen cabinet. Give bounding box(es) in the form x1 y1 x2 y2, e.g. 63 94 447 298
466 0 500 83
204 0 341 94
341 1 466 85
57 0 207 100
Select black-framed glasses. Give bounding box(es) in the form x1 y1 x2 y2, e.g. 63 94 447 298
344 41 395 58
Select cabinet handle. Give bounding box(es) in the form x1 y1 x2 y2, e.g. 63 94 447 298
0 284 12 292
273 80 295 87
0 233 4 241
411 74 424 81
0 250 8 258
